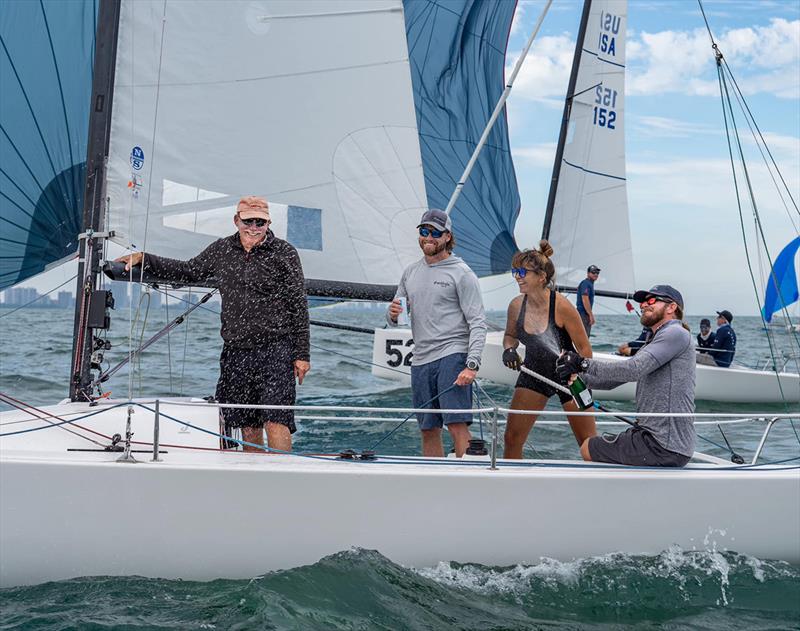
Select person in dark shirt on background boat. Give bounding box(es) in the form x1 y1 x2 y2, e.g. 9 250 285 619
501 241 595 459
556 285 696 467
115 196 310 453
617 326 649 356
695 317 716 365
575 265 600 336
710 310 737 367
386 209 487 458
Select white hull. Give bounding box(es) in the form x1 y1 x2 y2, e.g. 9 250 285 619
372 329 800 403
1 399 798 587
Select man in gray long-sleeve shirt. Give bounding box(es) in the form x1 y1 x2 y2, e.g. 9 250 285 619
556 284 696 467
387 209 487 457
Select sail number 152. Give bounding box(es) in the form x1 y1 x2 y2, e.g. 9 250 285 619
593 86 617 130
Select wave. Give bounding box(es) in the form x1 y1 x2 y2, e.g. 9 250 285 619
1 548 798 630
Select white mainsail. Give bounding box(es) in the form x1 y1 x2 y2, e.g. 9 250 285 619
546 0 634 295
106 0 427 288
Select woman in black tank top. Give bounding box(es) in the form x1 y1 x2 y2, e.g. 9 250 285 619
502 241 596 459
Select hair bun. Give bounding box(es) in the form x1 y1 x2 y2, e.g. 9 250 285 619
538 239 554 259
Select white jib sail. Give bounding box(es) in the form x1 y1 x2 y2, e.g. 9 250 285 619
547 0 634 295
105 0 427 288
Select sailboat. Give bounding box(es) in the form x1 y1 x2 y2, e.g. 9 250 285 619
1 0 798 587
370 1 800 404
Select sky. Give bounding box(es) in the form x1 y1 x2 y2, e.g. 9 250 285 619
5 0 799 318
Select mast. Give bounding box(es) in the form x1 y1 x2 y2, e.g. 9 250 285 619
541 0 593 240
69 0 121 401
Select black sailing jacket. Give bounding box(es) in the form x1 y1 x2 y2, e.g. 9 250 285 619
143 231 310 360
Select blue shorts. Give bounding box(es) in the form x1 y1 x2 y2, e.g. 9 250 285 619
410 353 473 430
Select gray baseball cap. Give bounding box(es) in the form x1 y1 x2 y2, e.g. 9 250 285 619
632 284 684 310
417 208 451 232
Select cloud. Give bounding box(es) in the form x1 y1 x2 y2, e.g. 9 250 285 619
508 10 799 101
631 115 720 138
627 19 800 99
512 142 557 167
507 33 576 100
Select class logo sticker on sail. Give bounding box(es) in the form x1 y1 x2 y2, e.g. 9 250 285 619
130 146 145 170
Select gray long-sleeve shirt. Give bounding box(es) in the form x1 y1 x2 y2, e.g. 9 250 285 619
386 255 487 367
583 319 696 457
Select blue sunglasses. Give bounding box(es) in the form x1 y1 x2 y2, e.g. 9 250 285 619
511 267 537 278
419 226 445 238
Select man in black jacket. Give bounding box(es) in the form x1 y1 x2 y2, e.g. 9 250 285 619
116 196 310 452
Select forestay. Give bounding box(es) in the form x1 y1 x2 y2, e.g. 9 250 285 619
546 0 634 294
106 0 427 291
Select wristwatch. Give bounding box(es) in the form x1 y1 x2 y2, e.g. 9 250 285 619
466 359 480 371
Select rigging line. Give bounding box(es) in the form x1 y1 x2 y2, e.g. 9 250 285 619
0 274 77 318
0 392 112 445
716 66 795 417
130 0 168 401
720 58 799 217
722 69 800 356
722 65 800 232
368 383 459 452
721 70 800 362
163 288 174 395
308 341 409 377
39 0 78 208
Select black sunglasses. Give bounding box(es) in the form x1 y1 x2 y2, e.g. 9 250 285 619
239 217 268 227
419 226 445 238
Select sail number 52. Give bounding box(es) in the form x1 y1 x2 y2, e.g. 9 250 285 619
385 339 413 367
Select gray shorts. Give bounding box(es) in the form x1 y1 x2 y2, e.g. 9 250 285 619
588 426 690 467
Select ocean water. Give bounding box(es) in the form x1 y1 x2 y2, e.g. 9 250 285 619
1 303 799 629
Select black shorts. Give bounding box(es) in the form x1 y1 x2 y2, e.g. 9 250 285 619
588 427 691 467
215 339 297 432
515 362 572 405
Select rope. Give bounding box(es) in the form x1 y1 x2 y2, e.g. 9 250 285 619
368 383 459 451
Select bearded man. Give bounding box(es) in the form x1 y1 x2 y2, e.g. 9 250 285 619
386 209 487 457
556 285 696 467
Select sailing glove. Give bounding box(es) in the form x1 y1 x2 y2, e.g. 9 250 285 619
555 351 588 381
502 348 522 370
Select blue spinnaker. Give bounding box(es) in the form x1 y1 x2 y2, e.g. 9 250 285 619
0 0 97 290
762 236 800 323
403 0 520 277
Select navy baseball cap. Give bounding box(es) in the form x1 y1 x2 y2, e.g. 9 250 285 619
587 265 601 273
700 318 711 327
716 309 733 323
417 208 451 232
632 285 684 310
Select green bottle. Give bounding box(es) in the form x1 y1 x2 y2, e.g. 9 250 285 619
569 376 593 410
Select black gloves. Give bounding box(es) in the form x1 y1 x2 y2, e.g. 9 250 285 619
555 351 587 381
502 347 522 370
